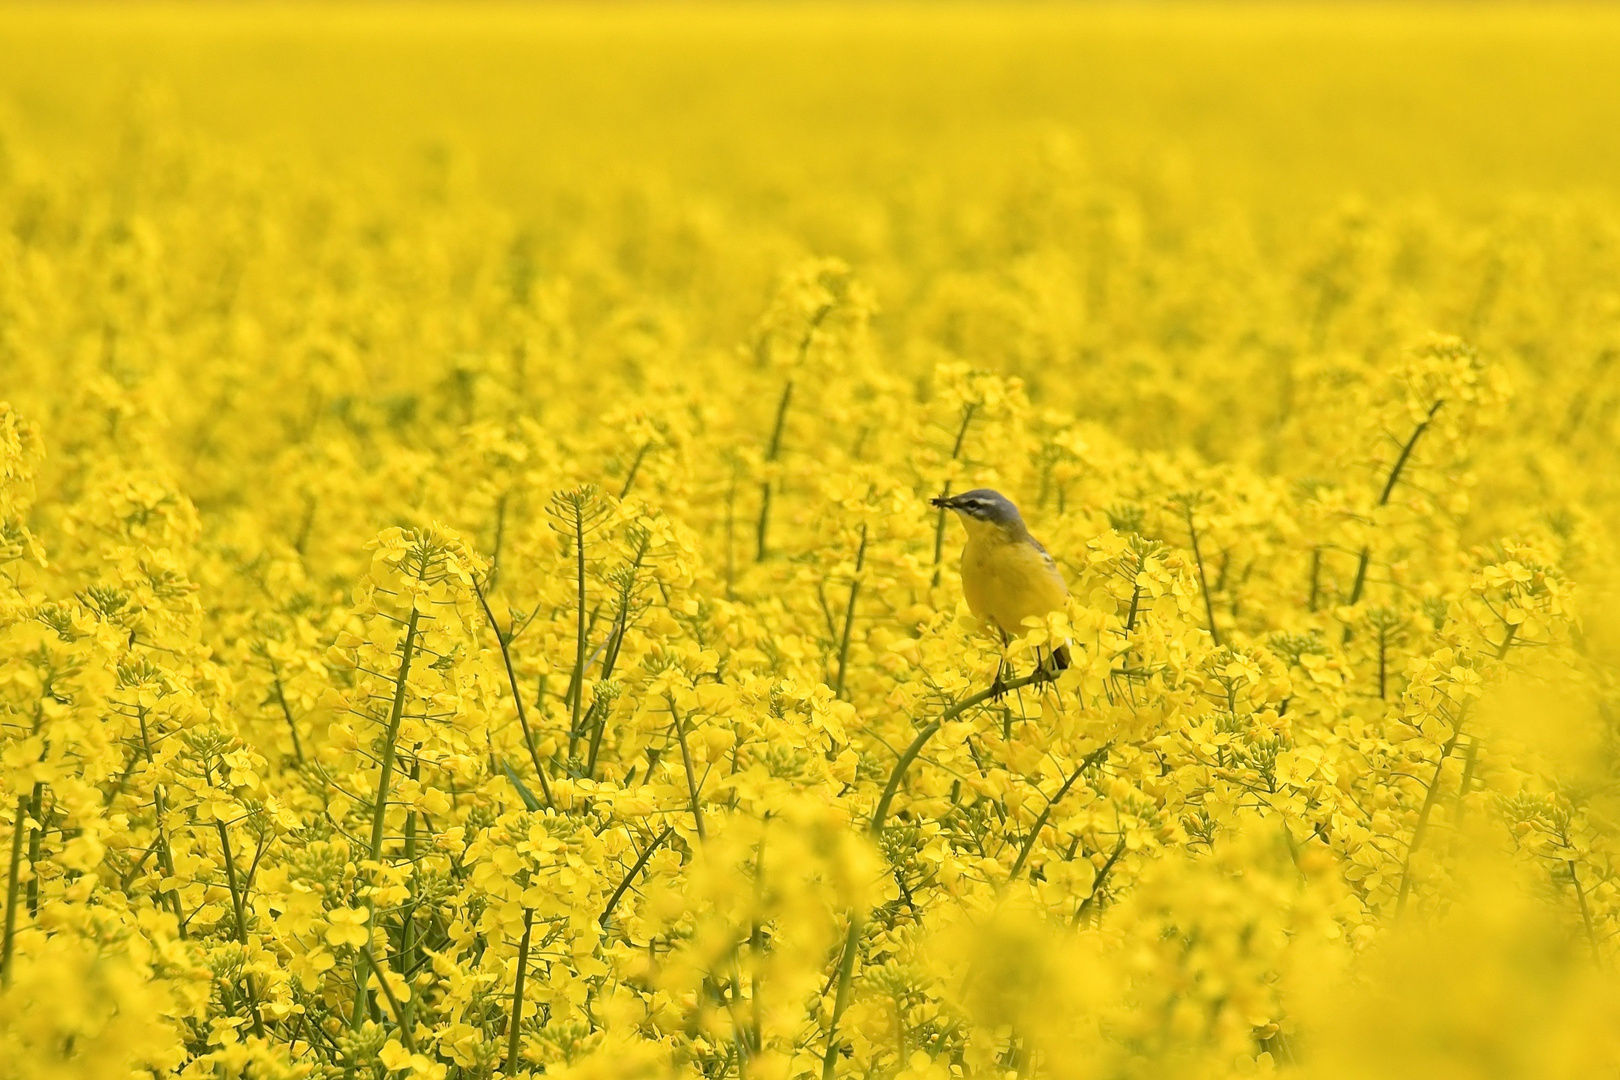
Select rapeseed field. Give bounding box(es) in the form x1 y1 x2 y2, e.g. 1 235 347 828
4 4 1620 1078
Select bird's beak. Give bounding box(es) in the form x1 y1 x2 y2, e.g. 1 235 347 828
930 495 956 509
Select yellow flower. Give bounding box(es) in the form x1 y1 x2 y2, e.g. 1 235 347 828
325 907 371 948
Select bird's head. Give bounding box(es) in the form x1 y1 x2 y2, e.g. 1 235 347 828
931 489 1025 536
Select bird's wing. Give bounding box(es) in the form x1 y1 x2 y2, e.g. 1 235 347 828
1028 535 1060 574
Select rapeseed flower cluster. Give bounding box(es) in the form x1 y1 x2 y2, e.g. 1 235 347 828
3 5 1620 1079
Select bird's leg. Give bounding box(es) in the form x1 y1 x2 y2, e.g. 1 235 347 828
990 657 1009 702
990 627 1010 701
1034 644 1071 680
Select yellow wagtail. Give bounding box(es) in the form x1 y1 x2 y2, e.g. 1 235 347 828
931 488 1071 690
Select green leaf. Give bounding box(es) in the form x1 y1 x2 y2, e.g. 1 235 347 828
501 759 543 812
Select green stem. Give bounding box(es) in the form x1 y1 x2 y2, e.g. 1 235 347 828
1074 837 1128 925
1185 506 1220 647
1349 400 1444 608
821 918 862 1080
822 665 1059 1077
725 468 739 600
1568 859 1602 964
1378 625 1388 700
23 783 41 917
750 838 765 1055
672 703 707 842
211 785 267 1038
474 581 554 807
2 795 26 987
353 605 421 1028
270 662 306 764
488 491 509 592
102 749 140 810
138 710 186 935
727 951 754 1080
620 442 652 500
507 907 535 1074
117 835 163 891
569 511 589 755
369 607 422 863
870 666 1057 840
757 379 794 562
1007 745 1111 883
400 759 420 1032
832 525 868 700
1395 718 1464 917
361 944 418 1053
294 494 318 556
931 403 978 587
1453 736 1480 823
599 826 675 930
150 785 185 934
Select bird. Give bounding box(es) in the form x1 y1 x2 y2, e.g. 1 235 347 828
931 488 1071 690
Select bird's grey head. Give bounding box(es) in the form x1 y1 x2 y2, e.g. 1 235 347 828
930 488 1023 527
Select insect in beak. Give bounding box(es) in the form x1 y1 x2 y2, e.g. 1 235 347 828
929 496 955 509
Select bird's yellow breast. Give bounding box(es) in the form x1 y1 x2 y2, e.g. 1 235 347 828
959 525 1068 639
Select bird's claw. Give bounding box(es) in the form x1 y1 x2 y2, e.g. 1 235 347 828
989 661 1009 702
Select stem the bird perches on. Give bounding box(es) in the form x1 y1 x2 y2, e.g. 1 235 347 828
871 665 1059 843
822 664 1059 1079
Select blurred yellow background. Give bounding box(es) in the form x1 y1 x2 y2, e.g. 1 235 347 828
4 3 1619 213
